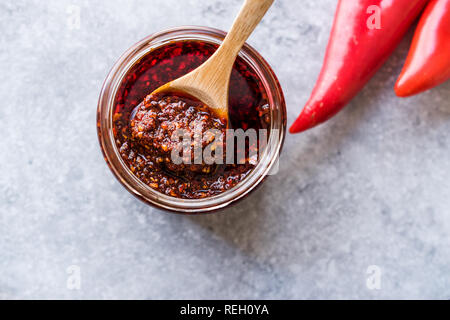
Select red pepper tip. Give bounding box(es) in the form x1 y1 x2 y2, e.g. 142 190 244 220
394 76 420 97
288 124 300 134
394 84 410 98
289 114 315 134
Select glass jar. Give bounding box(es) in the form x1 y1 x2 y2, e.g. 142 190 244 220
97 26 286 214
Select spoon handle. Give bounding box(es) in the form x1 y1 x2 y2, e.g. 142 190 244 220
163 0 274 119
220 0 274 58
193 0 274 88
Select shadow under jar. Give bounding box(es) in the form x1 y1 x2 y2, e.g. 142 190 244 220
97 26 286 214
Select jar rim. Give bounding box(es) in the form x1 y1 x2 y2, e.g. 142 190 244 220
97 26 286 213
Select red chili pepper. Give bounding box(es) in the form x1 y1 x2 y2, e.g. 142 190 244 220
395 0 450 97
290 0 429 134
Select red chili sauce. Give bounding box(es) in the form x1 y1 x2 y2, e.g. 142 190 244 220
131 93 226 175
113 40 270 199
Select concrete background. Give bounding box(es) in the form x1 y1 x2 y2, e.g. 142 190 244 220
1 0 449 299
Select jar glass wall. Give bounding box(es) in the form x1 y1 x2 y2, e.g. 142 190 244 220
97 26 286 213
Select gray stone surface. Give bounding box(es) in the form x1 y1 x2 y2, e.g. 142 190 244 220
1 0 449 300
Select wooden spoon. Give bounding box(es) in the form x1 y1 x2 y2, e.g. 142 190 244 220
149 0 274 122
